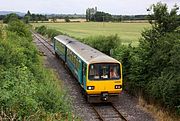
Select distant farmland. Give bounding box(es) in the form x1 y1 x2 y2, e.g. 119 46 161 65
32 22 150 46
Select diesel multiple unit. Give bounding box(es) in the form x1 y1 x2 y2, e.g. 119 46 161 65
53 35 123 103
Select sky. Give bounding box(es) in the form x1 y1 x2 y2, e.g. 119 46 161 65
0 0 179 15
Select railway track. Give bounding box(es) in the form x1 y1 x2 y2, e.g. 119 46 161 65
92 102 127 121
32 32 54 55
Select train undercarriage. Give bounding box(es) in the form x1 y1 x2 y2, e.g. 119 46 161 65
86 93 120 103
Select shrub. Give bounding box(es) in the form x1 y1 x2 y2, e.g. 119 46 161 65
35 26 62 39
6 19 31 38
3 13 19 24
111 2 180 114
0 21 74 120
46 29 62 39
82 34 121 55
117 3 180 114
35 25 47 35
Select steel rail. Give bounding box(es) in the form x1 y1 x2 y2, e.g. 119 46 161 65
111 103 128 121
91 104 104 121
35 33 53 47
32 32 55 55
91 103 128 121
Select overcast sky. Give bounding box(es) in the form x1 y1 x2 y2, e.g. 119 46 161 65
0 0 179 15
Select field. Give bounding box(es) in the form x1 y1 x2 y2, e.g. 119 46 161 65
32 22 150 46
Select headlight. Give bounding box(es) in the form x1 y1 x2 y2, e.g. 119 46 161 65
115 85 122 89
87 86 95 90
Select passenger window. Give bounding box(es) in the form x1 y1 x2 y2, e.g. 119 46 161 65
82 63 86 78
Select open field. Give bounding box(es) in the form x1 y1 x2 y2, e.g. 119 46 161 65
32 22 150 46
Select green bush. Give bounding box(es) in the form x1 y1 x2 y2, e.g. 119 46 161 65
0 24 3 39
6 19 31 38
35 25 62 39
46 28 62 39
115 3 180 114
3 13 19 24
145 32 180 112
82 34 121 55
35 25 47 35
0 21 74 120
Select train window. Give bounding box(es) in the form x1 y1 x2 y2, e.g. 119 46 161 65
76 57 80 69
88 63 120 80
89 64 100 79
83 63 86 76
100 64 109 79
109 64 120 79
77 59 80 69
56 42 65 54
75 56 78 69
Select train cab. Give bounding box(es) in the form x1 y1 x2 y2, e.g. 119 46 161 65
86 58 123 103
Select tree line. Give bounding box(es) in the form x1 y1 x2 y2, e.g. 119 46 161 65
86 9 149 22
0 10 156 23
0 11 48 23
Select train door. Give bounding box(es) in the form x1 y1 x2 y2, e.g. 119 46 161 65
82 62 87 89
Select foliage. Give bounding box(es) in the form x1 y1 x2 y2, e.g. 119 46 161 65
112 45 142 93
92 11 112 22
3 13 19 23
82 34 121 55
115 2 180 114
23 10 48 23
64 16 70 22
0 24 3 39
35 25 62 39
6 19 31 37
35 25 47 35
23 10 31 24
147 3 180 33
46 28 62 39
0 20 74 120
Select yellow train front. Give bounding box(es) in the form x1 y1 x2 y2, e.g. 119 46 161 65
86 60 122 103
54 35 122 103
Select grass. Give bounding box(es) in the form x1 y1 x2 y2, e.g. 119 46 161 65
32 22 150 46
138 96 180 121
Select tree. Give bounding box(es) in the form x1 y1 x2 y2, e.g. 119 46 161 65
64 16 70 22
137 2 180 112
92 11 112 22
147 3 180 33
83 34 120 55
52 16 57 23
7 19 31 37
24 10 31 23
139 2 179 81
86 9 91 21
3 13 19 23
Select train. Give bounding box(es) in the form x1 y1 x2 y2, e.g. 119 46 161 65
53 35 123 103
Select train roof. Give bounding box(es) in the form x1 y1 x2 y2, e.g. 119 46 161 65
54 35 120 64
